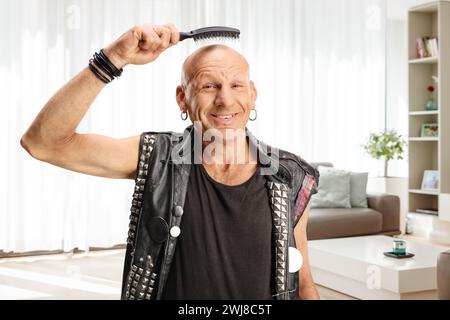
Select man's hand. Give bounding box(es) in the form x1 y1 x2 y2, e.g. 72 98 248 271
103 23 180 69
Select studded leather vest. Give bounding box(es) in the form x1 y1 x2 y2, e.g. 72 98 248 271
121 125 319 300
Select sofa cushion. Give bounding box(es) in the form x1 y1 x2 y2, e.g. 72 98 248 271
307 208 383 240
349 171 369 208
310 168 351 208
318 166 368 208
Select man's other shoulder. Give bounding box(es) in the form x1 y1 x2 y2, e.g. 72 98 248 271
278 148 318 179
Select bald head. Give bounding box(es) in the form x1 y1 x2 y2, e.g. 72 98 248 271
181 45 250 88
175 44 257 132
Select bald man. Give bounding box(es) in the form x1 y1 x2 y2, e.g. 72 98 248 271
21 23 320 300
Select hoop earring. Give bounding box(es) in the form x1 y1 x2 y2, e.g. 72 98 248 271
249 109 257 121
181 111 188 121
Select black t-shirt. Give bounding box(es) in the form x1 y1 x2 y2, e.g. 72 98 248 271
162 164 273 300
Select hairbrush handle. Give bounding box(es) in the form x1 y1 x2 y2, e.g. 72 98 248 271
179 32 194 42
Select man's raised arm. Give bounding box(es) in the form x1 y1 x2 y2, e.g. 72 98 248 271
20 23 179 179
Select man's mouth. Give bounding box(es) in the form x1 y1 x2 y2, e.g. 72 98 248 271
209 112 239 124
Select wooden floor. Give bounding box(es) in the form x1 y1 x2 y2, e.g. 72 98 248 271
0 249 355 300
0 250 124 299
316 285 356 300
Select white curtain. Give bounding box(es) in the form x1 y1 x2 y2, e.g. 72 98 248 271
0 0 386 253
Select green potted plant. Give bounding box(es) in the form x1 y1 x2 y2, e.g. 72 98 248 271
363 130 407 177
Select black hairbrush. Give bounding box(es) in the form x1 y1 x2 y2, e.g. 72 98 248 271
179 26 240 42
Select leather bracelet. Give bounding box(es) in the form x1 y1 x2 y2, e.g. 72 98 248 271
99 49 123 77
88 49 123 84
94 52 118 79
89 59 111 84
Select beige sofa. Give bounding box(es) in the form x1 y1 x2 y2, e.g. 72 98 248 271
307 162 401 240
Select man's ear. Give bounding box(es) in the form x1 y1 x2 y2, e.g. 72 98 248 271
249 80 258 106
176 85 187 112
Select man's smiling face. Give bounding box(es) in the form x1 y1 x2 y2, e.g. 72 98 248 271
176 45 257 133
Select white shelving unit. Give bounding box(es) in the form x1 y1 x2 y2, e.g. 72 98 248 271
409 110 439 116
409 57 439 64
408 1 450 222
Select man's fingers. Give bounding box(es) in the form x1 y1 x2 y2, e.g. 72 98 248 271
138 29 152 51
167 23 180 45
137 24 161 51
153 25 172 50
123 23 179 65
159 26 172 49
137 23 178 53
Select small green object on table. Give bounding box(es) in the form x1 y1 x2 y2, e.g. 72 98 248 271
383 251 415 259
393 239 406 255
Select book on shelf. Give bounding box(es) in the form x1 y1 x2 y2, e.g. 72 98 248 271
416 37 439 58
415 208 438 215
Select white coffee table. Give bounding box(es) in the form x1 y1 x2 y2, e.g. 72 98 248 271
308 235 444 300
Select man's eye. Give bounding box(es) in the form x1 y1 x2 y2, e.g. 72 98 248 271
203 84 216 89
232 84 243 88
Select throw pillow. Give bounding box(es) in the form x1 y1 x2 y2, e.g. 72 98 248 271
310 168 351 208
318 166 368 208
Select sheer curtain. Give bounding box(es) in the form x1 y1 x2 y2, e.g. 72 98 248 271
0 0 386 253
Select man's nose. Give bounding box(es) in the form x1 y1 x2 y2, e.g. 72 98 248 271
214 86 234 108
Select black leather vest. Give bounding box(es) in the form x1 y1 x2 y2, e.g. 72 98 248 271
120 125 319 300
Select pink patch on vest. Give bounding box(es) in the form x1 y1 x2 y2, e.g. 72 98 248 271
294 174 315 221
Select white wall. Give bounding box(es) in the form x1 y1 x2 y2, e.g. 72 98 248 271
386 19 408 177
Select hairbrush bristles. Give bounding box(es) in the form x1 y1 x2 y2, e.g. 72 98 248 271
179 26 240 42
